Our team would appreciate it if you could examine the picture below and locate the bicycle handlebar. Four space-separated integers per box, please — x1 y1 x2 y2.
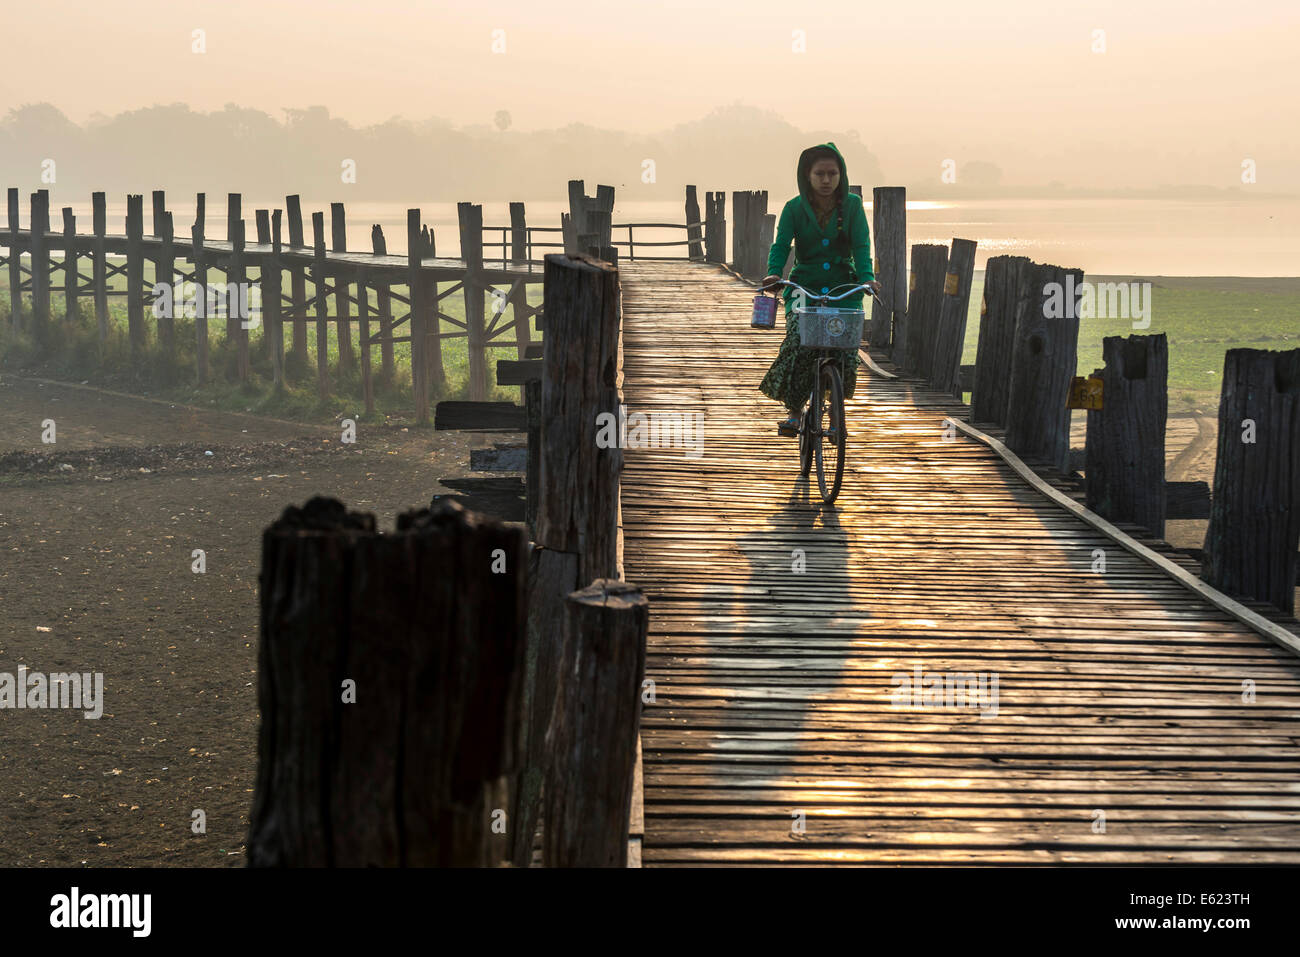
759 279 875 303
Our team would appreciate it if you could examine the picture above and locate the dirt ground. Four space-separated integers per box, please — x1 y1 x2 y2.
0 375 504 866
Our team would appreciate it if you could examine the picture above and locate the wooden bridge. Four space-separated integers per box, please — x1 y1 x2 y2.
618 260 1300 865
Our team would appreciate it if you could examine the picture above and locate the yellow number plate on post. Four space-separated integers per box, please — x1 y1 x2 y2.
1067 376 1104 410
943 272 959 295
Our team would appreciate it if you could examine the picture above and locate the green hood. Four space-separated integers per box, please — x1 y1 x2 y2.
797 141 849 212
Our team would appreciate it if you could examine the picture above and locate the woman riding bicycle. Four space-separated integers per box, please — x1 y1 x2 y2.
759 141 881 436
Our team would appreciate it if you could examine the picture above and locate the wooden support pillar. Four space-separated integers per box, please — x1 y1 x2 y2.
566 180 586 255
509 202 527 265
1085 334 1168 538
61 207 77 321
407 209 428 423
156 211 175 357
970 255 1033 425
232 217 249 382
537 253 622 584
509 541 578 867
905 244 949 379
459 202 488 401
225 194 242 341
928 238 978 397
870 186 907 354
312 212 330 399
1203 347 1300 614
151 190 166 237
268 210 284 391
248 497 527 867
704 191 726 265
286 195 308 368
685 185 703 261
192 198 209 384
358 264 373 413
124 193 143 354
594 185 615 251
30 189 50 328
730 190 747 276
331 202 354 371
544 580 648 868
6 188 20 325
1004 263 1084 472
92 192 107 340
371 224 394 382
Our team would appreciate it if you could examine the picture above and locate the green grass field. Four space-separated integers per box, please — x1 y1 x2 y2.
0 262 540 423
959 275 1300 409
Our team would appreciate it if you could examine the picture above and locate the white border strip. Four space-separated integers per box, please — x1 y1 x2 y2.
947 416 1300 658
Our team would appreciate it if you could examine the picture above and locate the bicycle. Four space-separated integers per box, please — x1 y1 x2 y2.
760 279 876 504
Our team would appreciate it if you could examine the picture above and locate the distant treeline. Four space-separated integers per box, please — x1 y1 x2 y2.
0 102 886 203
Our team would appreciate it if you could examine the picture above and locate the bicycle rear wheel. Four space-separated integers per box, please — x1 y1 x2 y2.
814 363 846 503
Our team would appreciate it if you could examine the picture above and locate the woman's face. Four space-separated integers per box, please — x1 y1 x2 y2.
809 157 840 200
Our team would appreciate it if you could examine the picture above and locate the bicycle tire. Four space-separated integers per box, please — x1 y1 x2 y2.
814 363 846 503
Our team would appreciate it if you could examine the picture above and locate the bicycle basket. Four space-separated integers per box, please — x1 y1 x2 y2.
796 307 864 349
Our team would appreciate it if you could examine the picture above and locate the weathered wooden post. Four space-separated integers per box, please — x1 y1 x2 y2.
124 193 143 354
91 192 107 340
31 189 51 329
286 195 308 368
685 185 703 261
406 209 429 423
192 198 209 383
358 264 373 413
6 189 20 325
758 210 776 277
510 202 527 265
249 497 528 867
544 579 648 867
905 244 949 379
231 216 250 382
459 202 488 400
1203 348 1300 614
1004 263 1084 472
1084 334 1168 537
730 190 748 277
312 212 330 400
512 253 623 865
61 207 77 321
595 185 615 252
566 180 586 255
928 238 978 396
330 202 353 371
971 255 1033 425
704 191 726 265
267 210 285 391
869 187 906 353
151 190 166 237
157 211 176 358
225 194 241 341
371 224 394 382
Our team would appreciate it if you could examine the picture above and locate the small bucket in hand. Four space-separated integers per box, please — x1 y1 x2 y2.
751 291 778 329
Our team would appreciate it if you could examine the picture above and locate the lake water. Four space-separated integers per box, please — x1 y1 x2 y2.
63 196 1300 277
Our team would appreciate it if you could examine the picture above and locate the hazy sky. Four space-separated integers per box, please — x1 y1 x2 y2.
3 0 1298 189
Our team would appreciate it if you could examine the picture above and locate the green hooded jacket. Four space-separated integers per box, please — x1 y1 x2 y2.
765 141 874 313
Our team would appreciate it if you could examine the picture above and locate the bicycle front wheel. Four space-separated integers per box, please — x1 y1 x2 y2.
814 362 846 503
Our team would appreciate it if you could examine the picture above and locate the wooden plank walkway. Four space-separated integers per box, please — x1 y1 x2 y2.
618 260 1300 866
